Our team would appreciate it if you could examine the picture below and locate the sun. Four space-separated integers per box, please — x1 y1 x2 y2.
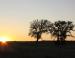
0 37 10 43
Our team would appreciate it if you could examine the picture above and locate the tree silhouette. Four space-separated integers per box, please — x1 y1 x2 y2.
29 19 52 44
49 21 74 42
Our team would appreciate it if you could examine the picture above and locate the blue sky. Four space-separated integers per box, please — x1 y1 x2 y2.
0 0 75 41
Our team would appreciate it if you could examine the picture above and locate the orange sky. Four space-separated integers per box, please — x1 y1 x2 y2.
0 0 75 41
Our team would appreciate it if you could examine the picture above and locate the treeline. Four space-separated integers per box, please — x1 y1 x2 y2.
28 19 75 44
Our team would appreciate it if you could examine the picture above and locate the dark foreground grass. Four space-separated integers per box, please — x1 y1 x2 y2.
0 41 75 58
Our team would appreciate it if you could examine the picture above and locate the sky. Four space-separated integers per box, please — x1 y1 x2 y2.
0 0 75 41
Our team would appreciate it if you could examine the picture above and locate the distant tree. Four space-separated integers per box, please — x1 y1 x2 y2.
29 19 52 44
49 21 74 43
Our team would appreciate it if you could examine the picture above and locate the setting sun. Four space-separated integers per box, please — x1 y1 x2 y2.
0 37 10 43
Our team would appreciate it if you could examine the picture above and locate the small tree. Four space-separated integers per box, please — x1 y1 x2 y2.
29 19 52 44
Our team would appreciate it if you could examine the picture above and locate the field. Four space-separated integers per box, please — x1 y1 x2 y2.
0 41 75 58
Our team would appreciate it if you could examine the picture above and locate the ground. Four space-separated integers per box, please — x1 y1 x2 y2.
0 41 75 58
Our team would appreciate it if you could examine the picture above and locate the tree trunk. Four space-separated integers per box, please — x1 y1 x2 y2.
57 36 60 41
56 36 60 45
36 37 38 44
36 34 39 47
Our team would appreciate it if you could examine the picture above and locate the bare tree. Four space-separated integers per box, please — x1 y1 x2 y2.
29 19 52 44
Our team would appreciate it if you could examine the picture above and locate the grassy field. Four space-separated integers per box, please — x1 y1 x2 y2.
0 41 75 58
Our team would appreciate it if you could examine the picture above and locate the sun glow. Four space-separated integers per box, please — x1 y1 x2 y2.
0 37 10 43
